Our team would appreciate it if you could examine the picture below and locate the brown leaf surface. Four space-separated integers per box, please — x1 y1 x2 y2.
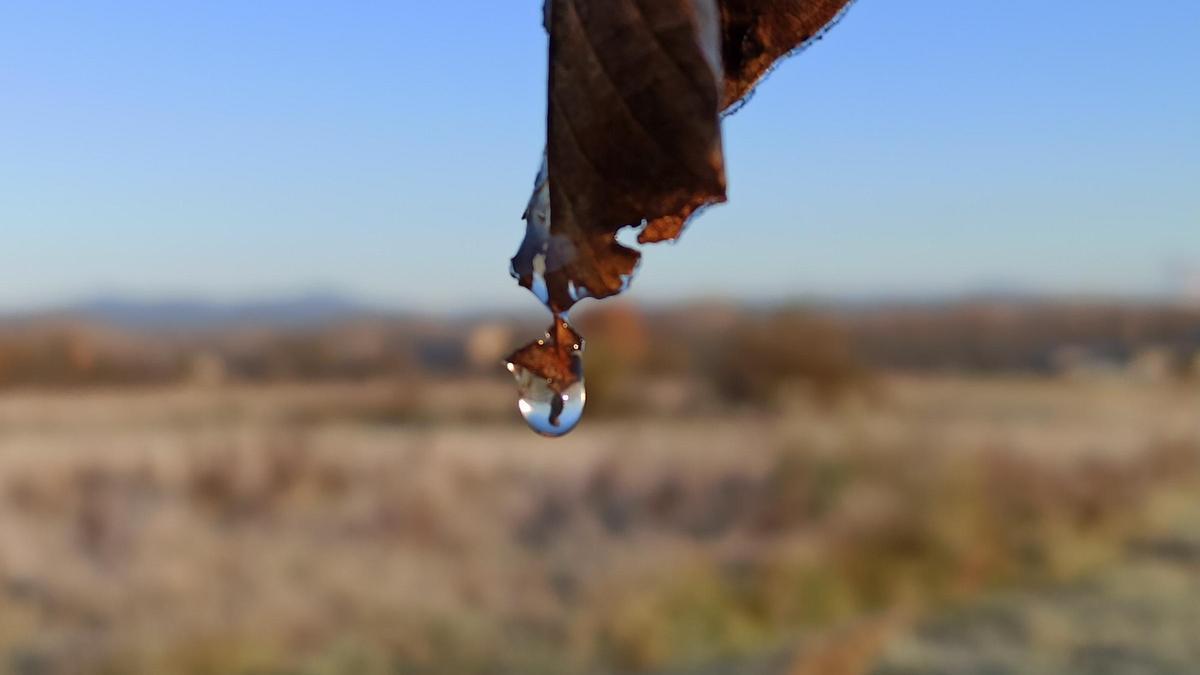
719 0 855 110
507 317 584 393
633 0 857 244
512 0 728 314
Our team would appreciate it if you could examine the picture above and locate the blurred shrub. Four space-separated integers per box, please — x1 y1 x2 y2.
848 302 1200 373
704 309 870 407
0 327 182 386
574 303 651 417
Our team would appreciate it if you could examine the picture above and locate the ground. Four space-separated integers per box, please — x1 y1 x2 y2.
0 375 1196 674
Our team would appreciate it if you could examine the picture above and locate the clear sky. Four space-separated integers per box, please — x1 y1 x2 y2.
2 1 1198 312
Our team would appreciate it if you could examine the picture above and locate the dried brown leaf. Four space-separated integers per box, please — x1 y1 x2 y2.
510 0 855 396
512 0 728 314
627 0 857 245
507 316 584 392
719 0 856 110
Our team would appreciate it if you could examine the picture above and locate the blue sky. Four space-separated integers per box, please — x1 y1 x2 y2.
1 1 1197 312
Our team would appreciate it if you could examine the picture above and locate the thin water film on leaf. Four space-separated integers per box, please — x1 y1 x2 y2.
508 0 855 435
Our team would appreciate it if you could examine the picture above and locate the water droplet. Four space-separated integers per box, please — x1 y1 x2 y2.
505 311 588 437
507 359 586 437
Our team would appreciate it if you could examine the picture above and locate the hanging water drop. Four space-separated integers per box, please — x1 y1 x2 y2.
505 315 587 437
507 360 586 437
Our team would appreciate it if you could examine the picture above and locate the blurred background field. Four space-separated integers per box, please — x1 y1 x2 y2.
1 298 1198 674
4 3 1198 671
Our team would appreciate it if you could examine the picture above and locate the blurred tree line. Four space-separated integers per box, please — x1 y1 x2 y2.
1 302 1199 403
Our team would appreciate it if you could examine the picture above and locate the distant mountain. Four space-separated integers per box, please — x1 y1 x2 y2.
58 292 379 330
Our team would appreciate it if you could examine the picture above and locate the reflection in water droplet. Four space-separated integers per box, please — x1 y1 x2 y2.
506 360 586 437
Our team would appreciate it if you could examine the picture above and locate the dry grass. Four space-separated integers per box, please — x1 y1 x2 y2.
871 489 1200 675
0 375 1197 674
